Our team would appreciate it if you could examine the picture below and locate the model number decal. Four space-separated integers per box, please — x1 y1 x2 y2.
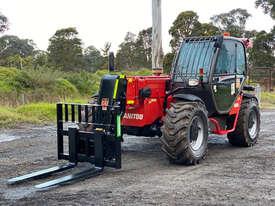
123 113 144 120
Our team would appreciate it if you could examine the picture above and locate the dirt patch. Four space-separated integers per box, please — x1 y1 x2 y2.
0 110 275 205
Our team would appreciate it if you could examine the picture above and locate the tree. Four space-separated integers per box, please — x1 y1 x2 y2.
0 35 35 57
244 30 258 38
48 27 83 71
32 50 48 69
116 32 137 69
0 35 35 67
83 45 104 71
101 42 112 57
0 13 8 33
192 23 220 36
255 0 275 19
163 52 175 74
210 8 251 37
116 28 153 70
169 11 219 52
249 30 275 67
167 11 219 69
134 27 152 68
6 54 23 68
100 42 112 69
169 11 200 51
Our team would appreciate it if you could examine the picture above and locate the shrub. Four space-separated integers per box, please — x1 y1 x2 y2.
54 78 78 98
64 71 96 95
0 67 20 92
12 70 35 91
22 67 63 89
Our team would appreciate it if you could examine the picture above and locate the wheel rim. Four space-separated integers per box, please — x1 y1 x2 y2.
189 116 204 151
248 110 258 139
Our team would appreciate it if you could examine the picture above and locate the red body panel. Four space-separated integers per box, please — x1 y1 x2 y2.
122 76 170 127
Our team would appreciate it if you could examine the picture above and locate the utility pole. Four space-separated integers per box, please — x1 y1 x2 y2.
152 0 163 75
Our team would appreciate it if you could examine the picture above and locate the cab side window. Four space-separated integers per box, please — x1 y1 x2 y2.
236 43 246 75
214 40 235 75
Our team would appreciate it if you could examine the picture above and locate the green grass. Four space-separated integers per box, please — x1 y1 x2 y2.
0 103 56 128
0 106 26 128
16 103 56 122
0 98 91 128
261 92 275 109
0 106 36 128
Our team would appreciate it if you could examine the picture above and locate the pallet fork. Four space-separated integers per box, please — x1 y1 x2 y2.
8 75 126 189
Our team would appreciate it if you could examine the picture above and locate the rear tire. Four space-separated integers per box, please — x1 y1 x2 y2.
161 102 208 165
227 98 260 147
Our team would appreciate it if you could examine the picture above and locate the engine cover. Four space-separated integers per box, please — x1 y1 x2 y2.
122 75 170 128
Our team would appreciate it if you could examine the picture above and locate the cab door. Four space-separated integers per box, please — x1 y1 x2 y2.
235 42 246 93
212 39 245 113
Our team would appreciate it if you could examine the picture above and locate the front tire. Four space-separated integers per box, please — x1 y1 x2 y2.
227 98 260 147
161 102 208 165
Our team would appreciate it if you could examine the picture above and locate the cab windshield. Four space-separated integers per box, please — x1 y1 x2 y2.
173 38 217 82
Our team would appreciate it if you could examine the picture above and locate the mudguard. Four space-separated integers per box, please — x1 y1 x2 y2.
243 93 259 102
173 93 204 104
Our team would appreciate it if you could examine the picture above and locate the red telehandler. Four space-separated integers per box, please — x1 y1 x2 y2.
8 35 260 188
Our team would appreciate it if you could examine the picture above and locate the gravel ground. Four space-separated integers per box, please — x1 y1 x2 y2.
0 110 275 206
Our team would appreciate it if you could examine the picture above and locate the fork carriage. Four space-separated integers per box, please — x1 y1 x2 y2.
56 103 122 169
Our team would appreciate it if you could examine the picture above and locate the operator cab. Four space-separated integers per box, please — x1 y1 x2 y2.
171 35 247 116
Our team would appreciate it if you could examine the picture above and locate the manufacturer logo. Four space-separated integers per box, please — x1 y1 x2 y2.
123 113 144 120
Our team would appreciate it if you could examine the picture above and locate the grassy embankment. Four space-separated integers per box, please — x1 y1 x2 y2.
0 66 151 128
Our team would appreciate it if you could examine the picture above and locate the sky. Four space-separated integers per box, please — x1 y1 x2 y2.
1 0 274 53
